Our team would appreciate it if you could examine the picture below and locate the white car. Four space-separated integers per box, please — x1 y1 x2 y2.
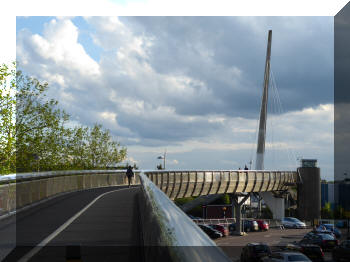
282 217 306 229
265 252 311 262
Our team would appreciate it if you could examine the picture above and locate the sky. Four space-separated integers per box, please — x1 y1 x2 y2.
3 1 349 181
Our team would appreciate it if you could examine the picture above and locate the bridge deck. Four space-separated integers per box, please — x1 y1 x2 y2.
1 186 143 262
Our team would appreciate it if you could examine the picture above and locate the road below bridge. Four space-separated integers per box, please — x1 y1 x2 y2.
0 186 143 262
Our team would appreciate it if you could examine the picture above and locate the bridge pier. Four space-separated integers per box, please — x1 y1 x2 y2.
231 194 250 235
259 192 285 220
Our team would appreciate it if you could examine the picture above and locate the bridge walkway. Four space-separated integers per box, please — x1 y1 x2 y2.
1 186 143 262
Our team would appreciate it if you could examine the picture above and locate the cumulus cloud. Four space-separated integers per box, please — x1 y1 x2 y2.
16 16 334 179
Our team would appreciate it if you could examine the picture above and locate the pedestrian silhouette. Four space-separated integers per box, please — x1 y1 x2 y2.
244 165 248 170
126 166 134 188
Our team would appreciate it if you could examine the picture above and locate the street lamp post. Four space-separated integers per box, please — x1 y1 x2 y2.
157 151 167 170
222 206 227 219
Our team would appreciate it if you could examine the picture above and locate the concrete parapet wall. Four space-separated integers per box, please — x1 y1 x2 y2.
0 170 140 215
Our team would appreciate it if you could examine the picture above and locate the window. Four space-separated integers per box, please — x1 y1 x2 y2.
288 254 309 261
320 234 334 240
253 245 269 252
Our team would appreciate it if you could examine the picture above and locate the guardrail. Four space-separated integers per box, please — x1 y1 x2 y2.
138 172 231 262
0 170 141 216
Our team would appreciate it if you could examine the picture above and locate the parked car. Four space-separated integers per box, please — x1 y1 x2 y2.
282 217 306 229
244 220 259 232
229 221 259 232
335 220 347 229
198 224 222 239
318 224 342 239
332 240 350 261
305 230 336 239
240 243 271 262
263 251 311 262
229 222 236 232
300 233 339 251
285 243 324 262
209 224 229 236
256 220 270 231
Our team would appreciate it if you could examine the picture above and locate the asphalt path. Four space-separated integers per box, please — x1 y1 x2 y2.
0 185 142 262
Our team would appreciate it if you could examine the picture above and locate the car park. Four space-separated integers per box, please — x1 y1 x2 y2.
318 224 342 239
198 224 222 239
332 240 350 261
240 243 271 262
299 233 339 251
282 217 307 229
256 220 269 231
263 251 311 262
209 224 229 236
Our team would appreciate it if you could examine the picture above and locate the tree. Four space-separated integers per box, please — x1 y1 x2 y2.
321 202 333 219
69 124 127 169
0 63 16 174
1 65 129 173
16 70 70 172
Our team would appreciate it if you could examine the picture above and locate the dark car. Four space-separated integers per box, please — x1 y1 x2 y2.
332 240 350 262
244 220 259 232
241 243 271 262
209 224 229 236
256 220 269 231
229 221 259 232
284 243 324 262
305 230 336 239
320 224 342 239
198 224 222 239
296 244 325 262
300 233 339 251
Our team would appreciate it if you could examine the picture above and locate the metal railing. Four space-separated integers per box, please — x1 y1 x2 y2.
139 172 231 262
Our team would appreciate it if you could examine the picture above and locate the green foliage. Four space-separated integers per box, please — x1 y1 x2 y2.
321 202 333 219
174 196 196 206
0 63 16 174
67 124 127 170
0 63 128 174
221 194 231 205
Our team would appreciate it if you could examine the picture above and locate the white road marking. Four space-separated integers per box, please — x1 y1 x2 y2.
18 187 132 262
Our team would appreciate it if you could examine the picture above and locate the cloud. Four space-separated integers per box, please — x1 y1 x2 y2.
16 16 334 179
17 18 100 78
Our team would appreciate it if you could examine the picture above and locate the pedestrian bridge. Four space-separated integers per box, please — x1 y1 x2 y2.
145 170 298 200
0 169 298 213
0 169 298 261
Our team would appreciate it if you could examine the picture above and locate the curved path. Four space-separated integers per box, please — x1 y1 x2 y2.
0 186 142 262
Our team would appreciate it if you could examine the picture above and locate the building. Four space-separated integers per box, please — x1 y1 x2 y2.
337 179 350 212
321 179 350 214
321 182 336 209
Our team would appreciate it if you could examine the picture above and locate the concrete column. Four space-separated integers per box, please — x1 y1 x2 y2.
231 194 250 235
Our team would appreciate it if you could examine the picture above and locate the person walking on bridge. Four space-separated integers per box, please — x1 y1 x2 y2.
126 166 134 188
